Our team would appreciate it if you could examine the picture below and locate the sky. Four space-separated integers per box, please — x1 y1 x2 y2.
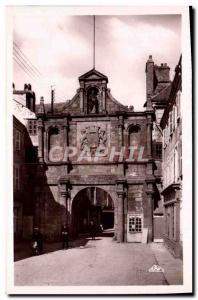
13 9 181 111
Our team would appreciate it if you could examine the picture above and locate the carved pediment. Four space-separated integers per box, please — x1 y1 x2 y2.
79 68 108 83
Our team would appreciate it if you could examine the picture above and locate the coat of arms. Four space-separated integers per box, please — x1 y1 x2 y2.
80 126 107 156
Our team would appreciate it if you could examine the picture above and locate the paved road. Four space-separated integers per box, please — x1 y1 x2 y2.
15 236 168 286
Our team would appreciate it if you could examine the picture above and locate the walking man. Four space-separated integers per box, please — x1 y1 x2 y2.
61 225 69 250
89 220 96 240
32 227 43 254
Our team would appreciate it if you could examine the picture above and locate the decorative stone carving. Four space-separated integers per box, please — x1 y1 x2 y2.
80 125 107 155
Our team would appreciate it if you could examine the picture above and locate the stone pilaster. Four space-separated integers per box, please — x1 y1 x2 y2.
117 191 125 243
59 191 68 226
79 85 84 113
116 179 126 243
146 115 153 159
118 116 124 146
59 179 70 227
101 82 106 112
62 118 69 163
44 129 48 161
146 183 154 242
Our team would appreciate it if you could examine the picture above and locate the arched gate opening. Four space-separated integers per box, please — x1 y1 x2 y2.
72 187 114 236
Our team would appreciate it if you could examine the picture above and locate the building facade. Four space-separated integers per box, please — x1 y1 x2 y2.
145 55 172 241
30 66 164 244
13 85 37 241
160 56 182 258
13 57 181 245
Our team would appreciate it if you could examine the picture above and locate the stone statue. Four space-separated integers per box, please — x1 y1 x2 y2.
88 88 99 114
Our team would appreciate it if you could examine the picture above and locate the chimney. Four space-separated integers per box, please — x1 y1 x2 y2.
155 63 170 83
27 84 32 90
25 83 35 113
145 55 154 97
38 96 45 115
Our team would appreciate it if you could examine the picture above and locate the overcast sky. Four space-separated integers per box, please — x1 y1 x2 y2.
13 10 181 111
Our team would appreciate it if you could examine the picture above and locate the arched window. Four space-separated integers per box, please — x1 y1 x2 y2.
48 127 62 161
87 87 99 114
128 125 141 147
128 125 141 161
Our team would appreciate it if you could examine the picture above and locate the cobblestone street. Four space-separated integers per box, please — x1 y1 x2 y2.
14 234 183 286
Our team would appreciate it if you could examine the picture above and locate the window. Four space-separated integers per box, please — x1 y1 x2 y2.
166 208 170 236
178 142 182 177
28 120 37 135
173 106 176 131
14 165 20 191
48 127 63 162
128 125 141 160
169 111 173 134
128 215 142 233
174 147 179 181
14 129 21 150
164 126 169 148
153 142 162 159
176 91 181 120
171 204 175 239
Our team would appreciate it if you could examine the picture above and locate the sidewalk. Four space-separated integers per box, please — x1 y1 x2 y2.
150 243 183 285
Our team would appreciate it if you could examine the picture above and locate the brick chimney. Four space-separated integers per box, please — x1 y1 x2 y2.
145 55 154 97
25 83 36 113
155 63 170 83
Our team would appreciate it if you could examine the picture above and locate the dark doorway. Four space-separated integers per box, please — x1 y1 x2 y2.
72 187 114 236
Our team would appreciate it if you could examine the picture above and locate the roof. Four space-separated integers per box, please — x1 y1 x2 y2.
144 84 171 108
151 84 172 103
160 55 182 129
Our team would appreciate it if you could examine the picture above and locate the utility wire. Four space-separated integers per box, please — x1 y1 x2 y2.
13 48 41 79
13 51 40 79
14 42 67 102
13 42 42 76
13 57 39 84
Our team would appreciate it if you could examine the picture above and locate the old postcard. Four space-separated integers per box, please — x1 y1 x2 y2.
6 5 192 294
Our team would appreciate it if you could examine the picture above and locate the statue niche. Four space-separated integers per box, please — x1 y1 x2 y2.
87 87 99 114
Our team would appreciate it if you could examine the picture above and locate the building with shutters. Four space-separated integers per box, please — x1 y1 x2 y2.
13 84 38 241
160 56 182 258
144 55 172 241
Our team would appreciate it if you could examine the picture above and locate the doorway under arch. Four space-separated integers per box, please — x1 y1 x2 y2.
72 187 114 236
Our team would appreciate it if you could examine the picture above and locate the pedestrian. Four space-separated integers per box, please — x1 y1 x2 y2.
61 225 69 250
89 220 95 240
32 227 43 254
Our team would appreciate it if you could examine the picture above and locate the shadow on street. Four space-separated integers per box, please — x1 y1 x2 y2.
14 229 114 262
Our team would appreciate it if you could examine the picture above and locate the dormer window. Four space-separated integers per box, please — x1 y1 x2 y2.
87 87 99 114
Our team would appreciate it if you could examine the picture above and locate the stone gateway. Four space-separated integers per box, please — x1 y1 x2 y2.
33 67 161 243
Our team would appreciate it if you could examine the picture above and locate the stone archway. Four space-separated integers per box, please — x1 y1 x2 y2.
72 187 114 236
